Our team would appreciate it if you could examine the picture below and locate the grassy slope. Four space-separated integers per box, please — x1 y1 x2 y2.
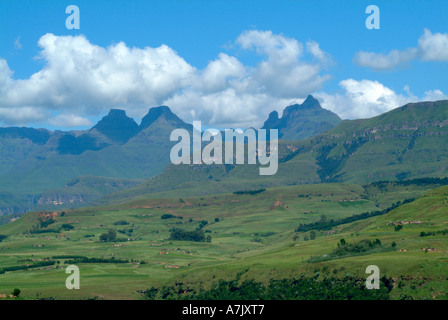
0 182 446 299
94 101 448 206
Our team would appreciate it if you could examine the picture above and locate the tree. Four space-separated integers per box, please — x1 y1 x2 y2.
100 229 116 242
198 220 208 230
62 224 74 231
170 228 207 242
12 288 21 297
310 231 316 240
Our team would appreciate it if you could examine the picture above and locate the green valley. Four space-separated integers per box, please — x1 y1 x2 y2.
0 179 446 300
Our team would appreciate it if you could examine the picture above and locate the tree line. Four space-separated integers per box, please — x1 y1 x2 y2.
144 274 393 300
0 261 55 274
295 199 415 233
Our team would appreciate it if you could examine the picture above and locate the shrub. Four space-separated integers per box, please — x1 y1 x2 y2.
12 289 21 297
99 229 116 242
113 220 129 226
169 228 208 242
62 224 74 231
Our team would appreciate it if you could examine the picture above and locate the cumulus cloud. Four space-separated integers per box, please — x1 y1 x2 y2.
306 40 333 66
354 29 448 70
199 53 246 93
165 30 331 128
315 79 447 119
0 30 444 129
0 30 332 128
0 33 196 126
165 89 298 129
234 30 329 98
422 89 448 101
419 29 448 62
354 49 418 71
48 113 92 128
0 107 48 126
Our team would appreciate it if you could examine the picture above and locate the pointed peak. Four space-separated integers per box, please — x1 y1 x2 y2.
300 95 321 108
304 95 318 103
140 106 184 129
268 110 279 119
261 110 280 129
91 109 139 143
282 95 321 117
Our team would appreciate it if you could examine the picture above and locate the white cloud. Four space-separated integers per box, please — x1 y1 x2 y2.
422 89 448 101
48 114 92 128
354 49 418 71
354 29 448 70
234 30 329 98
164 88 298 128
0 107 48 125
164 30 331 128
0 33 197 126
0 30 444 129
315 79 447 120
418 29 448 62
0 31 331 128
306 40 333 65
199 53 246 92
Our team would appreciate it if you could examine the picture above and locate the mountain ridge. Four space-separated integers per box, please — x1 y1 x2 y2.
1 98 448 215
262 95 342 140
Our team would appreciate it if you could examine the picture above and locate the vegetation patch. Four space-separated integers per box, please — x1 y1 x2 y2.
169 228 211 242
113 220 130 226
64 257 143 264
143 274 393 300
0 261 56 274
295 199 415 233
161 214 182 220
308 239 397 263
233 189 266 195
420 229 448 237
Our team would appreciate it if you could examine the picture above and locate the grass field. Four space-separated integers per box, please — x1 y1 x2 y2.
0 182 447 300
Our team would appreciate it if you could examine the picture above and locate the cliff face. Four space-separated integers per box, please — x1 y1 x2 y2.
0 206 33 216
37 194 87 206
302 100 448 183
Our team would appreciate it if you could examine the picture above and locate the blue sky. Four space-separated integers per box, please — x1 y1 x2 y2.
0 0 447 130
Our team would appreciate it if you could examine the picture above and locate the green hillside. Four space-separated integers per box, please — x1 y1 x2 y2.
2 99 448 217
0 107 193 214
0 181 446 300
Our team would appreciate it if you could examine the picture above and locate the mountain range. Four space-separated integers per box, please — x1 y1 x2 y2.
1 96 448 217
262 95 342 140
